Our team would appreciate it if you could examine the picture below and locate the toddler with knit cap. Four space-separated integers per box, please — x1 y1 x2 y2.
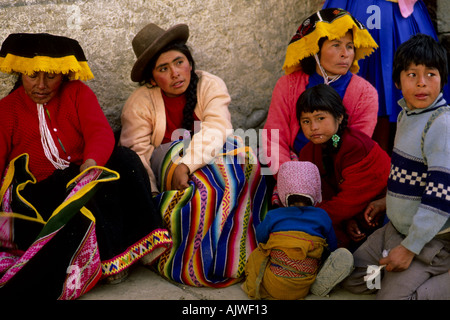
242 161 353 299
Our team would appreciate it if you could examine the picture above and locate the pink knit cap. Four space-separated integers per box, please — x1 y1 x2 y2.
277 161 322 207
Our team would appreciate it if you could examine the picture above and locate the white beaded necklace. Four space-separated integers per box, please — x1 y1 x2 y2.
37 103 70 170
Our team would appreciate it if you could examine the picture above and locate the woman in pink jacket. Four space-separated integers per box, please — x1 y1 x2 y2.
263 8 379 179
120 23 267 288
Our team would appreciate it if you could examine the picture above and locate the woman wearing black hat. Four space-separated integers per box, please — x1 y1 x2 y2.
0 33 172 299
120 23 267 287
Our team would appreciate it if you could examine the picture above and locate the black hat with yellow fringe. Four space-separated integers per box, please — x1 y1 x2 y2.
283 8 378 75
0 33 94 81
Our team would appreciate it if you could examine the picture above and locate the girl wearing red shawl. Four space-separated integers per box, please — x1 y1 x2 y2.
296 84 390 248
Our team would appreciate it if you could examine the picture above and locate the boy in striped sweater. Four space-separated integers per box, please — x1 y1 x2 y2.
342 34 450 299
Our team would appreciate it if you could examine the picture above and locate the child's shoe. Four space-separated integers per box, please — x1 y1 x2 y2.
310 248 354 297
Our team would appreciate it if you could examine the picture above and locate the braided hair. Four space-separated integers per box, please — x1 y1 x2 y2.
141 42 199 132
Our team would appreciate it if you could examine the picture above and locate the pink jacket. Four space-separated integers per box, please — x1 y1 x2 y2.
119 70 232 192
263 70 378 175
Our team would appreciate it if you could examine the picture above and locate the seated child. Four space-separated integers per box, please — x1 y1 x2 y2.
342 34 450 300
242 161 353 299
296 84 391 248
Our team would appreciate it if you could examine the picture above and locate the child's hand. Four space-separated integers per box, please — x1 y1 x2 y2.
346 219 366 242
364 197 386 227
379 245 414 272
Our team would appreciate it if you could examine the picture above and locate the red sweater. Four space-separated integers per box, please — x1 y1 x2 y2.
299 128 390 227
0 80 114 182
263 70 378 175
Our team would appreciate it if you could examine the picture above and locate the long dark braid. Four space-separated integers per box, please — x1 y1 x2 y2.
182 69 198 132
141 41 198 132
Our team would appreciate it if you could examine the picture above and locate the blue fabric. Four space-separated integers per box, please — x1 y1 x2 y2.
307 71 352 98
256 206 338 251
323 0 450 122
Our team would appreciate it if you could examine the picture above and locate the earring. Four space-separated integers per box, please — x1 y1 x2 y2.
332 134 340 148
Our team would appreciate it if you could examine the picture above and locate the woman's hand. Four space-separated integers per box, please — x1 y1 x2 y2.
171 163 190 190
80 158 97 172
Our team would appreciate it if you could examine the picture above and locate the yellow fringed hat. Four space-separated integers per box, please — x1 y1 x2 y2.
283 8 378 75
0 33 94 81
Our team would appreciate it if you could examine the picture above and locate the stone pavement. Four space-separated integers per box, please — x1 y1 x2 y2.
79 264 375 301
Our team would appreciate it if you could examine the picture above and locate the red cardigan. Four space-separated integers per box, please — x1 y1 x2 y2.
299 128 390 233
0 80 114 182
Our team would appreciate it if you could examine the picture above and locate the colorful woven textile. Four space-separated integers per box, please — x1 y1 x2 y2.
101 228 171 277
242 231 326 300
0 154 116 299
155 136 268 287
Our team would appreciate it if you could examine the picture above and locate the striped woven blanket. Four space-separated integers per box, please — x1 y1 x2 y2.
155 136 268 287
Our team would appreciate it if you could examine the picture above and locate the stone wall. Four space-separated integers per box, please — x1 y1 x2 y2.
0 0 324 131
436 0 450 65
1 0 448 132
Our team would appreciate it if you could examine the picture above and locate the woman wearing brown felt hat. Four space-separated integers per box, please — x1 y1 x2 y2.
119 23 268 288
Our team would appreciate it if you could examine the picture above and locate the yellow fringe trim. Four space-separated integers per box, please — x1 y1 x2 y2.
0 153 119 225
282 14 378 75
0 153 44 224
80 207 96 224
0 54 94 81
46 165 120 223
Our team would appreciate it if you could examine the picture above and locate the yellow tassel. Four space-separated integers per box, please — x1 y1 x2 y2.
282 14 378 75
0 54 94 80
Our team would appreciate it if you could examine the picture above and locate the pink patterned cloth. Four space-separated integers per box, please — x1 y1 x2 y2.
277 161 322 207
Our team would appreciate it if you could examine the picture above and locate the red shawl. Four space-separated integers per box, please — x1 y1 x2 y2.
299 128 391 244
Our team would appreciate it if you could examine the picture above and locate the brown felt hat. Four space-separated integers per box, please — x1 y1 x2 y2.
130 23 189 82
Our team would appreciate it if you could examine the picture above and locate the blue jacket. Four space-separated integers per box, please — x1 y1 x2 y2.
256 206 337 251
